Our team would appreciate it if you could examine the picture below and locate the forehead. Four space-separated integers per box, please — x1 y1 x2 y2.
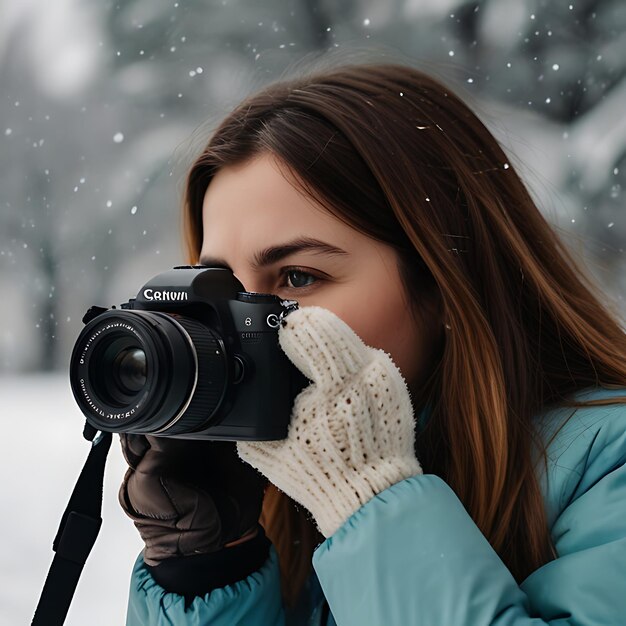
201 153 360 254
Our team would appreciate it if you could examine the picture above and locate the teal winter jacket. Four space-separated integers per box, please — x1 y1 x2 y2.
126 385 626 625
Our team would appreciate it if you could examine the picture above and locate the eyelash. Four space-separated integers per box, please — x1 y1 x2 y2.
278 267 321 292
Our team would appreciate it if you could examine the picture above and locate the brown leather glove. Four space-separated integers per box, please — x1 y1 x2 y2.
119 434 267 566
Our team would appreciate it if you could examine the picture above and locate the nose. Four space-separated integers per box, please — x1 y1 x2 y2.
232 270 264 296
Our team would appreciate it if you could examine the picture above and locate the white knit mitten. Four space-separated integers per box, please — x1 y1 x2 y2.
237 306 423 538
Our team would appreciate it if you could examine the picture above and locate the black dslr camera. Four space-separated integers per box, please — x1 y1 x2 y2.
69 266 308 440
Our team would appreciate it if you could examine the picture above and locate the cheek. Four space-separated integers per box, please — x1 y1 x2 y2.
360 303 423 382
324 280 424 384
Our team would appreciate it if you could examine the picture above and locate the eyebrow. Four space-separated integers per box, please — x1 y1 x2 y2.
199 236 349 270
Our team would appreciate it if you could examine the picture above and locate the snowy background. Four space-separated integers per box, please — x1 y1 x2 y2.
0 375 142 625
1 0 624 624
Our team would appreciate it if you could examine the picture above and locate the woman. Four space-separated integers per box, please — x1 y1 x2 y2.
119 61 626 625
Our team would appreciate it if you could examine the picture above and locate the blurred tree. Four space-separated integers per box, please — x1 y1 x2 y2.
0 0 623 372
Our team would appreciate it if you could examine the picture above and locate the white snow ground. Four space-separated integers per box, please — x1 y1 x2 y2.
0 374 143 625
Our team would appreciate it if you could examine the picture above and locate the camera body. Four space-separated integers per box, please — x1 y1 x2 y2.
69 266 308 440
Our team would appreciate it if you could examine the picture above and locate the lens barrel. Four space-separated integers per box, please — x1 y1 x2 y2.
69 310 228 435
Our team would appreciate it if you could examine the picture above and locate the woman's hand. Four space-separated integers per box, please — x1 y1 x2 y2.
119 435 266 566
237 306 423 538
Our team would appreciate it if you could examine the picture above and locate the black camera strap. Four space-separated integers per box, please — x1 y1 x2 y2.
32 426 112 626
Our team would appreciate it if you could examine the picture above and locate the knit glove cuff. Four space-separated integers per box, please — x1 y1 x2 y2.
237 306 423 538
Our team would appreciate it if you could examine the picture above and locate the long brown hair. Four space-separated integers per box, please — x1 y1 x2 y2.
181 60 626 606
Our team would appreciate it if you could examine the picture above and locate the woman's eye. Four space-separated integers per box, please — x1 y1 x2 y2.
283 269 318 290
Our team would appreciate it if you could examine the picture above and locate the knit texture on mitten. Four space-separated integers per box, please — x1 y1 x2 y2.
237 306 423 538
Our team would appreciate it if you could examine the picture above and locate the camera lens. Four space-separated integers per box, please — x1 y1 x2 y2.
114 347 147 394
70 310 229 435
90 337 149 406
